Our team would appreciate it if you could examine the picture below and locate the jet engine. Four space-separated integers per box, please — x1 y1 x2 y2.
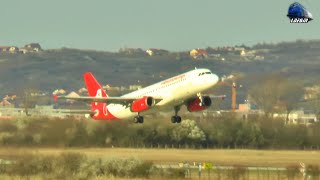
187 96 212 112
131 96 154 112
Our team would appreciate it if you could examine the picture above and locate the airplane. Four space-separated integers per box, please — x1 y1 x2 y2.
54 68 221 123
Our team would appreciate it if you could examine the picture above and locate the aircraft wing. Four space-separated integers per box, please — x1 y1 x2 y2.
54 95 163 105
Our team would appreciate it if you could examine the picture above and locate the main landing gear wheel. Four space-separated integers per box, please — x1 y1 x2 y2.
134 116 144 124
171 106 182 123
171 116 182 123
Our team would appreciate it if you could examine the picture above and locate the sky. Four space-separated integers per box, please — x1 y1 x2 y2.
1 0 320 51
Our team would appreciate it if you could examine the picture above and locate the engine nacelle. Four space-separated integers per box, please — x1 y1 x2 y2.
131 96 154 112
187 96 212 112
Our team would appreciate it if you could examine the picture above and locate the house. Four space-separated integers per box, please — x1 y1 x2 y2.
20 43 42 54
9 46 19 53
0 99 14 108
3 94 17 100
0 46 19 53
103 84 120 91
238 103 251 112
0 46 10 52
119 48 146 56
52 89 67 95
146 48 169 56
304 85 320 100
66 91 80 98
129 85 142 91
1 99 11 106
274 110 318 126
66 91 80 103
78 87 88 94
189 48 208 59
239 49 255 57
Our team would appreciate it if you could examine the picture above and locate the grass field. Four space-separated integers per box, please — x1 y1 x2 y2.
0 147 319 167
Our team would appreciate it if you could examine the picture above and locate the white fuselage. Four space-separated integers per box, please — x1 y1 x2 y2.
107 68 219 119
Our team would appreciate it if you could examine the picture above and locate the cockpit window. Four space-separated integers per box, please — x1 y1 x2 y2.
198 72 212 76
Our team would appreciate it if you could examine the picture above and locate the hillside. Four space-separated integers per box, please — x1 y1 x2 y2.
0 40 320 101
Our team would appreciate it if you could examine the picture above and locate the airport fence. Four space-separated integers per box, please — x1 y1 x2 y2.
155 163 320 180
0 156 319 179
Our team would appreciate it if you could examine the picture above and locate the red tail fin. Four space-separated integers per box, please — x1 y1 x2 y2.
83 72 107 97
83 72 116 120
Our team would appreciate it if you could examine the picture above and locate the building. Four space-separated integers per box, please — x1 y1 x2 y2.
146 48 169 56
52 89 67 95
78 87 88 94
0 105 88 119
20 43 42 54
274 110 318 126
129 85 142 91
0 99 14 108
119 48 146 56
239 50 255 57
0 46 19 53
189 49 208 59
65 91 80 103
0 46 10 52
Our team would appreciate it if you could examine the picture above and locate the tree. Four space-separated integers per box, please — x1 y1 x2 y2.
249 74 304 120
248 74 285 117
21 89 38 116
278 80 304 124
171 119 206 144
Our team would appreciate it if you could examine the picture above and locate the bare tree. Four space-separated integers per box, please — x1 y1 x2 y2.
22 89 38 116
278 80 304 124
249 73 304 121
249 74 285 118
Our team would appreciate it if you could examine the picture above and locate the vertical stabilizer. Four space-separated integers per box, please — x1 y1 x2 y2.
83 72 107 97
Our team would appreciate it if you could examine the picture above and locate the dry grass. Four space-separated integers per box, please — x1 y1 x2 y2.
0 147 319 167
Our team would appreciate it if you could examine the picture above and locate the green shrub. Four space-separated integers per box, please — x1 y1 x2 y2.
0 121 17 132
3 153 154 178
151 167 185 179
100 157 153 178
8 154 42 176
56 152 86 174
129 160 153 177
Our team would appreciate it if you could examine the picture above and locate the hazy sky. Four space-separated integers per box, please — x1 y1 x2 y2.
1 0 320 51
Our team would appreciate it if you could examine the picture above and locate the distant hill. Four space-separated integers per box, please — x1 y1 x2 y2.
0 40 320 100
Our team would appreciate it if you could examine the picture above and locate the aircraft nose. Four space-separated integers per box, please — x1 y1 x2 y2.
204 74 219 87
211 74 219 85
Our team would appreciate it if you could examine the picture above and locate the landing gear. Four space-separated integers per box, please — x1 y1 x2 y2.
171 115 182 123
134 115 144 124
171 106 182 123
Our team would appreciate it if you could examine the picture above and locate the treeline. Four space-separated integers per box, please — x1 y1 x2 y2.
0 114 319 149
